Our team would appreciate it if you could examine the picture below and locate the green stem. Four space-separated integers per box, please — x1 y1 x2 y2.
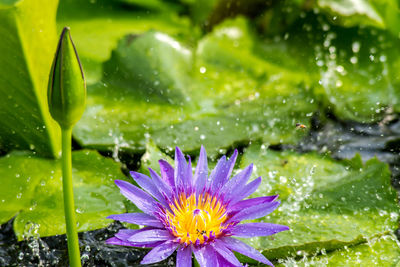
61 127 82 267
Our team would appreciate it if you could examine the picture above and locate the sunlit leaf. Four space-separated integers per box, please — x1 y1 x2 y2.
74 19 317 157
277 234 400 266
57 0 193 84
0 150 127 240
256 12 400 123
241 143 399 259
0 0 60 157
73 32 192 153
318 0 385 28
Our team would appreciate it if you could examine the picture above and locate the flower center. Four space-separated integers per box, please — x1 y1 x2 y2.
164 193 228 245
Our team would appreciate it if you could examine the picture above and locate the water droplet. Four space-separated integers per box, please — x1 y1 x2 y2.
369 55 375 61
352 41 360 53
350 56 358 64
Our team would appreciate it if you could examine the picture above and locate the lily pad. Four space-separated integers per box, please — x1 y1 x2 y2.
102 31 193 104
57 0 193 84
268 0 400 37
74 18 317 157
138 140 174 176
0 0 60 157
317 0 385 29
311 26 400 123
0 150 127 240
277 234 400 266
73 32 192 153
240 143 399 259
254 8 400 123
154 18 316 155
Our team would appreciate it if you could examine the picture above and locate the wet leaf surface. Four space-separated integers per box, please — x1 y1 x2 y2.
241 143 400 259
73 18 317 158
276 234 400 266
0 0 60 157
0 150 128 240
57 0 193 84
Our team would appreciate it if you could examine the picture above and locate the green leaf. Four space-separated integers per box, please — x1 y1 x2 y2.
57 0 194 84
0 150 127 240
73 18 317 157
153 18 316 156
317 0 385 28
116 0 175 11
312 28 400 122
255 11 400 123
102 31 193 105
185 0 218 26
240 143 399 259
277 234 400 266
0 0 60 157
138 140 174 176
73 31 192 152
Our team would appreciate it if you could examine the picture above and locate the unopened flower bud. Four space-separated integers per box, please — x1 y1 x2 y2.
48 27 86 129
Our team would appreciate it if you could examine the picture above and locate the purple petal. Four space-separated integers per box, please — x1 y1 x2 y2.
114 180 158 216
148 168 174 201
219 164 253 200
212 239 242 266
174 147 188 192
193 245 217 267
140 240 178 264
115 228 143 240
210 150 238 191
228 177 262 206
228 195 278 213
129 171 170 208
107 213 164 228
231 223 289 237
185 156 194 192
176 245 192 267
221 237 273 266
194 145 208 193
106 236 162 248
208 155 226 190
227 201 280 223
217 253 242 267
106 237 136 247
127 229 172 243
159 159 175 189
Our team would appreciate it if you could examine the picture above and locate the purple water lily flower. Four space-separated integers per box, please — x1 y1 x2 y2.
106 146 289 266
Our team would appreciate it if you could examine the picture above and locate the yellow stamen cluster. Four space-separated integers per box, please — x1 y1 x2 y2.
165 193 228 245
